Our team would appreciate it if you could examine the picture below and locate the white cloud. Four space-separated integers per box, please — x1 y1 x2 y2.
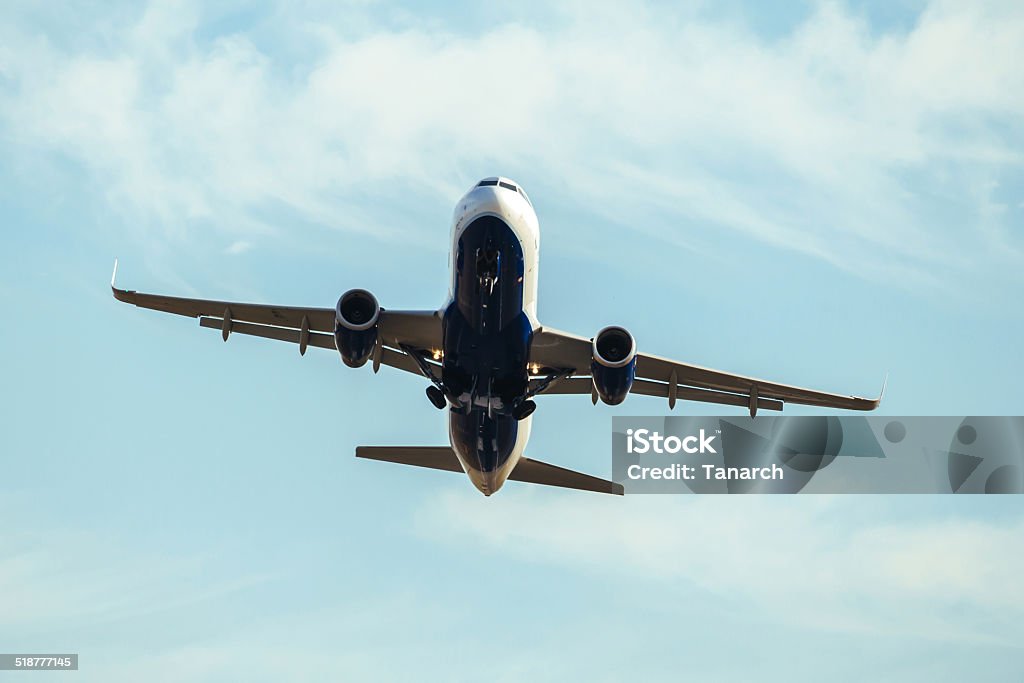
416 491 1024 645
0 527 271 631
1 0 1022 285
95 594 456 683
225 239 252 255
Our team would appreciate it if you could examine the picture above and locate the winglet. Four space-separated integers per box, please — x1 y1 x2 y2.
110 258 135 303
878 373 888 402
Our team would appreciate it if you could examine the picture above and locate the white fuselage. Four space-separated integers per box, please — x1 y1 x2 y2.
444 177 540 495
448 179 540 321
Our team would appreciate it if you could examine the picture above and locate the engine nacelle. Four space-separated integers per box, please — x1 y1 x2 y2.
591 326 637 405
334 289 380 368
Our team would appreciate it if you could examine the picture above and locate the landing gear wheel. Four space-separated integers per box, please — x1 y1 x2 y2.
512 399 536 421
426 386 447 410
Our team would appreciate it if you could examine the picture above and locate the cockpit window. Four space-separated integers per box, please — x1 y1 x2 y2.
477 178 531 205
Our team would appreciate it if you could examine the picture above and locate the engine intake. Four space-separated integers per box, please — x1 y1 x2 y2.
334 289 380 367
591 326 637 405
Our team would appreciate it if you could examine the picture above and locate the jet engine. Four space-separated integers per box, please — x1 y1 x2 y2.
591 326 637 405
334 289 380 368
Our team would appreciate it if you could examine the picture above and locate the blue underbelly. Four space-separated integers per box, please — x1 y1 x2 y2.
443 215 532 472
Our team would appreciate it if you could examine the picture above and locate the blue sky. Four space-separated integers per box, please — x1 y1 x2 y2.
1 0 1023 680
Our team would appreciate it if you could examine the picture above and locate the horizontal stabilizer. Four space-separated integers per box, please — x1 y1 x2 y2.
356 446 622 495
510 456 623 495
356 446 464 473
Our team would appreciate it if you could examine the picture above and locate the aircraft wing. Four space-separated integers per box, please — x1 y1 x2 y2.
528 326 882 413
111 270 441 377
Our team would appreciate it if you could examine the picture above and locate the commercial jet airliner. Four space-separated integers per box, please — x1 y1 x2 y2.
113 177 882 496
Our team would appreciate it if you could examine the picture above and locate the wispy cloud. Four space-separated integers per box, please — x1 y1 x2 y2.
417 491 1024 646
1 0 1022 286
0 527 272 634
224 239 252 255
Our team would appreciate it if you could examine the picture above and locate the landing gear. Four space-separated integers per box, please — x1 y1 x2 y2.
512 399 536 421
426 385 447 410
476 246 500 295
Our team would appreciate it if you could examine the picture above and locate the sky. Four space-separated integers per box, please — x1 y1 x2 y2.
1 0 1023 680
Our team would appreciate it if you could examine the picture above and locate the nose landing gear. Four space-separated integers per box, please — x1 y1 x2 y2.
476 247 501 295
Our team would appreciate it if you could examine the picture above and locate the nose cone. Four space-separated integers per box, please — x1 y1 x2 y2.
458 178 534 224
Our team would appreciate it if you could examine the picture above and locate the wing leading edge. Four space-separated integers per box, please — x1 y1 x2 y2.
111 267 441 377
528 326 883 413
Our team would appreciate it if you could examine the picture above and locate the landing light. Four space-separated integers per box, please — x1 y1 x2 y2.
432 349 443 361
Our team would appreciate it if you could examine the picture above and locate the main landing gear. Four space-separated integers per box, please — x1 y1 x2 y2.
426 385 447 410
512 399 536 421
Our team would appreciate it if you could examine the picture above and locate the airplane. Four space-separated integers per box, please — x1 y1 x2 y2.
112 176 883 496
